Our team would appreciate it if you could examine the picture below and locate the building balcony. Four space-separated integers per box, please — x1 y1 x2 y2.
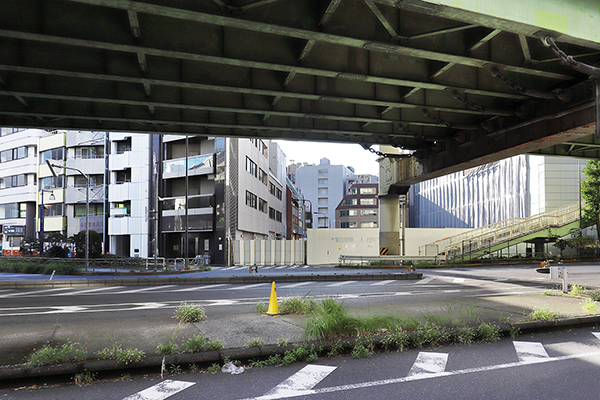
162 154 215 179
65 185 105 204
108 215 130 234
109 152 131 169
66 157 105 176
108 182 132 201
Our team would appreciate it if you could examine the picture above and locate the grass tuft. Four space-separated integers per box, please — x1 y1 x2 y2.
28 342 86 366
174 302 206 323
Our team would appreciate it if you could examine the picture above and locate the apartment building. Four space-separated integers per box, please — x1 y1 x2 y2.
0 128 41 254
295 158 355 229
335 182 379 228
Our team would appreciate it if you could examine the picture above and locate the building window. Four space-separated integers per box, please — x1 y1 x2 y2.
344 198 357 206
269 207 276 220
361 209 377 216
318 178 328 185
360 198 376 205
276 211 282 222
39 176 64 190
44 204 64 217
115 169 131 184
318 207 328 215
349 187 357 194
275 187 282 200
318 188 328 196
111 201 131 217
246 191 257 209
0 203 20 219
318 169 328 176
75 146 104 159
259 168 267 185
115 137 132 154
74 204 103 217
318 198 328 205
361 222 377 228
39 147 64 164
259 198 268 213
246 157 257 177
360 187 377 194
0 174 27 189
269 182 276 196
340 222 357 228
2 146 29 163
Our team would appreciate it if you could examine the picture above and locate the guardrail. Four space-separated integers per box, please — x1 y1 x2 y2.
549 265 600 293
339 254 441 269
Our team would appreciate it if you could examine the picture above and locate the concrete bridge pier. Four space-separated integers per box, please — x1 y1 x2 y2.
378 145 407 256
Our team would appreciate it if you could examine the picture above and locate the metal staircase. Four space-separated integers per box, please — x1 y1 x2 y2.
419 202 583 261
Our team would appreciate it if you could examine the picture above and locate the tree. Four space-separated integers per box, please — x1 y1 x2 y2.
45 232 69 258
70 230 102 258
581 159 600 236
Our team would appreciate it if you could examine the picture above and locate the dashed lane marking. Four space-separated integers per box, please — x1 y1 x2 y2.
370 280 395 286
279 282 314 289
173 284 229 291
326 281 357 287
121 379 195 400
114 285 178 294
408 352 448 377
265 365 337 397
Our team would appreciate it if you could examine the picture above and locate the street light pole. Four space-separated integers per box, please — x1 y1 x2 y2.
38 189 54 256
47 160 89 271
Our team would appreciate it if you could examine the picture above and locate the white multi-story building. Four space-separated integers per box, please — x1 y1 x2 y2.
0 128 41 254
295 158 355 228
108 132 154 258
409 154 585 229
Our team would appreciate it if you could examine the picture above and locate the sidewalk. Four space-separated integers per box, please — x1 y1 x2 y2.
1 273 600 383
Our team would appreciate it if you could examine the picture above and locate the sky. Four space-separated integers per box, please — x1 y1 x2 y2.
274 140 380 176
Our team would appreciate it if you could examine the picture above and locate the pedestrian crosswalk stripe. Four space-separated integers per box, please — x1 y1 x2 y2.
327 281 356 287
265 364 337 397
408 352 448 376
371 280 394 286
513 341 549 362
174 284 229 292
121 379 195 400
280 282 313 289
114 285 177 294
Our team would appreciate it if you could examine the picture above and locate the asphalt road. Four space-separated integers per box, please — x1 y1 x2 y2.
4 327 600 399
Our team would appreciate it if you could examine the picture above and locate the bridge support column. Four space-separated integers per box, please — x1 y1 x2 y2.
378 145 405 256
379 195 401 255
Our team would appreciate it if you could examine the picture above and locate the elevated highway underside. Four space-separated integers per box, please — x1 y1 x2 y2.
1 0 599 189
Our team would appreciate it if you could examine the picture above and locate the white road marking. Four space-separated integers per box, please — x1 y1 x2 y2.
513 341 549 362
415 277 435 285
55 287 118 296
265 365 337 397
370 280 395 286
408 352 448 376
206 299 239 306
276 266 287 269
327 281 356 287
114 285 177 294
0 287 72 298
302 266 310 269
453 278 465 283
121 379 195 400
46 306 87 314
280 282 314 289
227 284 269 291
394 292 412 296
592 332 600 341
443 290 461 293
238 349 600 400
173 284 229 292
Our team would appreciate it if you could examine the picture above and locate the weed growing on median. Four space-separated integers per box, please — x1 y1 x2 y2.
582 298 597 314
528 306 559 321
97 345 145 364
73 370 97 386
351 337 374 359
174 302 206 323
156 339 178 356
381 330 410 351
28 342 86 366
246 338 264 348
277 338 288 347
180 335 222 353
254 302 267 313
206 363 220 374
279 296 317 314
570 284 586 296
476 323 501 342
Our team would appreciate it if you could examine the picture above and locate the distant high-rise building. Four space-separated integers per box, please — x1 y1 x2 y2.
295 158 355 229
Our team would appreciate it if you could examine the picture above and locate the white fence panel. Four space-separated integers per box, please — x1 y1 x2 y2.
232 240 306 266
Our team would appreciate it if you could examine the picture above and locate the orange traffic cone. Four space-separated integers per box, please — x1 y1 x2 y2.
265 282 280 316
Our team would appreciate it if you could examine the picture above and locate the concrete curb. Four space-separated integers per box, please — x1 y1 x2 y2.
2 315 599 383
0 273 422 289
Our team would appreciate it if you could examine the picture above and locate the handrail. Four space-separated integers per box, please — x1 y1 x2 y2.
419 202 582 259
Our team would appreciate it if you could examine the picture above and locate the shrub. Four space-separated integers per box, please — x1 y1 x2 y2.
97 345 144 364
528 306 559 321
157 340 178 355
381 331 410 351
455 327 476 344
181 335 222 353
